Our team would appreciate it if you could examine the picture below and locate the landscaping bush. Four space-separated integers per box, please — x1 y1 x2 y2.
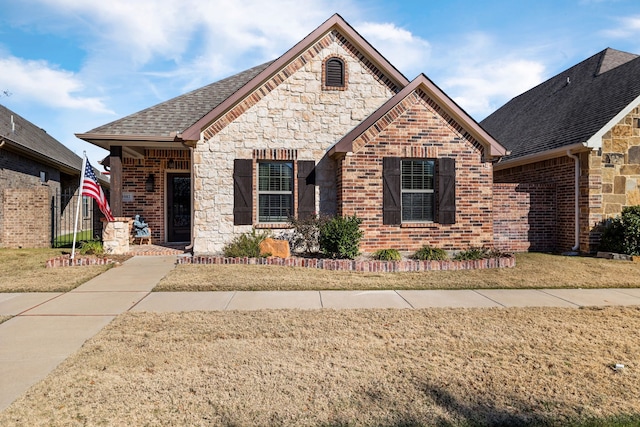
318 215 363 259
453 247 489 261
412 245 448 261
223 228 271 258
371 248 402 261
288 214 330 254
453 246 508 260
78 240 104 256
599 206 640 255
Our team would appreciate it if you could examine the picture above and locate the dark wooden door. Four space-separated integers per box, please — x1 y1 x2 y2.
167 173 191 242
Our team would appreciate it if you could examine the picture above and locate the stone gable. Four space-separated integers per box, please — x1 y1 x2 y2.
193 31 397 254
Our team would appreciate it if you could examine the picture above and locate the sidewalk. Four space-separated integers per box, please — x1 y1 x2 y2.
2 255 640 411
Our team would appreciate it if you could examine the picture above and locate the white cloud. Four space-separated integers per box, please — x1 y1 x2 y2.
0 56 112 113
356 22 431 78
600 15 640 38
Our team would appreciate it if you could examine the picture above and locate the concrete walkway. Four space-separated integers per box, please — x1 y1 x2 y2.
2 255 640 411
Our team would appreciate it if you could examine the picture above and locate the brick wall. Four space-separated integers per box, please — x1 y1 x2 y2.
121 149 190 243
493 183 557 252
0 148 61 248
2 187 51 248
338 90 494 252
495 156 576 252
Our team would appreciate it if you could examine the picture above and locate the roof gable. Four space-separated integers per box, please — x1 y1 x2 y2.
481 48 640 162
330 74 507 158
181 13 410 141
0 104 82 173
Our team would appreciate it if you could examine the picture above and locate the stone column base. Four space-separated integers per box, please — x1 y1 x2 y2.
102 217 132 255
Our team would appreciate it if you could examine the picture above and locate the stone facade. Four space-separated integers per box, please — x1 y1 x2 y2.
337 90 494 252
193 30 396 254
102 217 131 255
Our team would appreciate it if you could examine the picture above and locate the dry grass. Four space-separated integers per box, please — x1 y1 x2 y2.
156 252 640 291
0 248 112 292
2 307 639 426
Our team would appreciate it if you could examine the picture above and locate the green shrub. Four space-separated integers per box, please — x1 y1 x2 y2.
223 228 271 258
599 206 640 255
288 214 330 254
371 248 402 261
453 247 489 261
318 215 363 259
78 240 104 256
412 245 448 261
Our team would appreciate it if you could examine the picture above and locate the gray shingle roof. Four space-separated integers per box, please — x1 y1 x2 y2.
0 103 82 172
85 62 273 137
481 48 640 161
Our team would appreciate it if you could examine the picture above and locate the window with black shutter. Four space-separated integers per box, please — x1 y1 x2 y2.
325 57 345 88
383 156 456 225
258 162 293 222
233 159 253 225
297 160 316 220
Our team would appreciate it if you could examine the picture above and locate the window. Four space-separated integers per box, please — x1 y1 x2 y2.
82 196 91 219
401 159 435 222
258 162 293 222
383 157 456 225
324 57 345 88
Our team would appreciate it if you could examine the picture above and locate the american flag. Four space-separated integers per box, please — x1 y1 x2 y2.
82 159 114 222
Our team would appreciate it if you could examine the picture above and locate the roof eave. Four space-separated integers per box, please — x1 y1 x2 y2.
329 74 508 158
181 13 410 142
493 142 590 171
76 132 185 148
0 135 81 175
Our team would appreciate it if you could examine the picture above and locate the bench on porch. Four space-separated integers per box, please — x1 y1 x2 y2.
132 229 152 245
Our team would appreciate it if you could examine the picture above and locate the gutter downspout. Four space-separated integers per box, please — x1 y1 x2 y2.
567 150 580 252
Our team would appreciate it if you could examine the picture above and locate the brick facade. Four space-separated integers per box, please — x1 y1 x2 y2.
338 90 494 252
121 149 190 243
495 156 577 252
0 148 60 248
492 183 557 252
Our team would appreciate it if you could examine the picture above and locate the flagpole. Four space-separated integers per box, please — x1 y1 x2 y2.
71 153 87 260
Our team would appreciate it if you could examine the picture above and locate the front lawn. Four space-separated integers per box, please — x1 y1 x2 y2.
2 307 639 425
0 248 112 292
155 252 640 291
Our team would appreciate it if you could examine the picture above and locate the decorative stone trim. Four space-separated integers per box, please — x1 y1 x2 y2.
253 149 298 160
179 255 516 271
46 256 117 268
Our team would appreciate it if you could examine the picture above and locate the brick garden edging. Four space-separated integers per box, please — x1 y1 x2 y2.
178 255 516 272
46 256 117 268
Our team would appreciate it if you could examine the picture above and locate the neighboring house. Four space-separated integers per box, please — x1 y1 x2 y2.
0 104 102 248
482 48 640 253
77 14 507 254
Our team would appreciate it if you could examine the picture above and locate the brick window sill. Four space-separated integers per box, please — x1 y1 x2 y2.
400 222 436 228
255 223 292 229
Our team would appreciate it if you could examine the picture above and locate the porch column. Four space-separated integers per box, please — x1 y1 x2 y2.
110 145 123 217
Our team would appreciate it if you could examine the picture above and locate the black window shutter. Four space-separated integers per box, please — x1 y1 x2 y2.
233 159 253 225
326 58 344 87
297 160 316 220
382 157 401 225
438 157 456 224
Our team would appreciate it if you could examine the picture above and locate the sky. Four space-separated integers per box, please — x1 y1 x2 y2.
1 0 640 167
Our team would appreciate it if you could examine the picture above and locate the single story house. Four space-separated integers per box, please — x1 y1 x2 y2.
0 104 100 248
78 14 508 255
482 48 640 253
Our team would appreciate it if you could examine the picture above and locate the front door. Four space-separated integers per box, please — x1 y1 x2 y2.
167 173 191 242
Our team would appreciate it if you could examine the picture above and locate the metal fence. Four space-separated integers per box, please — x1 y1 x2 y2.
51 188 98 247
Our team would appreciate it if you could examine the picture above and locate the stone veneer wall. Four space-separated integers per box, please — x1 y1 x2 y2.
338 90 494 252
121 149 190 243
102 217 131 255
587 106 640 250
193 30 396 254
